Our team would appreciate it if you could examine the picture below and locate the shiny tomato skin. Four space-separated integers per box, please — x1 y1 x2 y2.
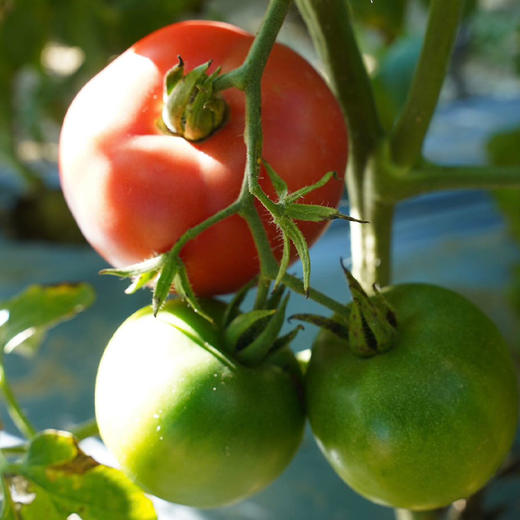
306 283 519 511
95 300 305 508
59 21 347 296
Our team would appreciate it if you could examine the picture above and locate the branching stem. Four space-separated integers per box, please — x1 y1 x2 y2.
390 0 465 167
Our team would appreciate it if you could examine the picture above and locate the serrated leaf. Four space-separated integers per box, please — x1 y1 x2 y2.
15 430 157 520
0 284 95 356
224 309 275 352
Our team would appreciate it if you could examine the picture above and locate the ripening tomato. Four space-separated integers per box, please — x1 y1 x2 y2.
306 283 519 511
95 300 305 508
59 21 347 296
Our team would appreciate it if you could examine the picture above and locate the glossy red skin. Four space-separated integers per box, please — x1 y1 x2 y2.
59 21 347 295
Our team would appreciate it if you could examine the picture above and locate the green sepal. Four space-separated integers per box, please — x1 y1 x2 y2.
285 170 337 203
342 267 397 357
224 309 276 353
265 324 304 360
236 294 290 366
152 254 176 316
124 270 157 294
222 277 258 327
289 312 350 339
263 159 288 199
100 255 164 279
274 232 291 288
162 58 227 141
171 259 213 323
283 218 311 295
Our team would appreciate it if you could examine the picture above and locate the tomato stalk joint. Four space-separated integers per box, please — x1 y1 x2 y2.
162 57 227 141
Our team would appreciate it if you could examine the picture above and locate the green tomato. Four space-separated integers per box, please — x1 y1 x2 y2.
95 300 305 508
306 283 519 511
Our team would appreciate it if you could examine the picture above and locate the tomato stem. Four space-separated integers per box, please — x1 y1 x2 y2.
214 0 292 92
295 0 383 173
388 162 520 200
390 0 465 168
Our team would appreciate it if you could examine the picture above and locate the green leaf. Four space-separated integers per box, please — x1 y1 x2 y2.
12 430 157 520
0 284 95 356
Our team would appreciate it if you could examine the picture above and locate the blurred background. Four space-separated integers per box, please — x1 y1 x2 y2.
1 0 520 518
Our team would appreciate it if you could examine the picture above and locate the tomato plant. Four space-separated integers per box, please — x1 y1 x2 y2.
59 20 347 297
94 299 305 508
3 1 520 519
305 283 519 511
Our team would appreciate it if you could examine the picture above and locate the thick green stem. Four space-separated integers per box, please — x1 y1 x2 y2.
215 0 292 91
0 362 36 439
390 162 520 200
390 0 465 168
295 0 383 174
295 0 390 291
350 196 394 290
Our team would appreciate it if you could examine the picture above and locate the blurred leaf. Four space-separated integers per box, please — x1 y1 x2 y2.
0 0 51 70
0 283 95 355
4 430 157 520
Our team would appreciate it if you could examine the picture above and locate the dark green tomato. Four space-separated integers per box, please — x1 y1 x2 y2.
95 300 305 508
306 283 519 511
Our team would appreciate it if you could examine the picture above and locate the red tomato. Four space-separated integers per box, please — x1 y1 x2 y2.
59 21 347 296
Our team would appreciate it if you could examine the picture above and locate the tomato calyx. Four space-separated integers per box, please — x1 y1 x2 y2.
220 284 303 367
161 56 227 141
256 162 367 294
292 264 397 357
